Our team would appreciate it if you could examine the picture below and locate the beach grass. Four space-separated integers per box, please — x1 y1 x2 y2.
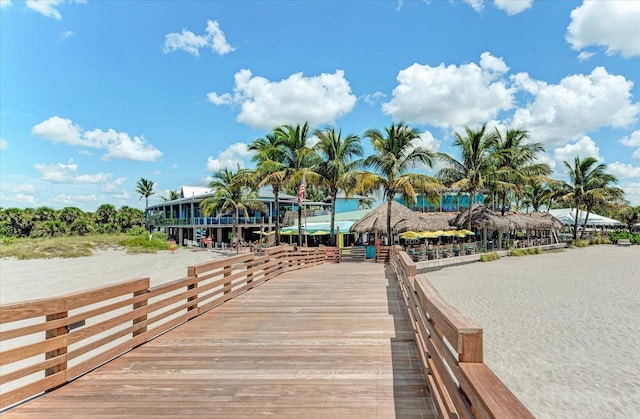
0 233 172 260
479 251 500 262
509 247 542 257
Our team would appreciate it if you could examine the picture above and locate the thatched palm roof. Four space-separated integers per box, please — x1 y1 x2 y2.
350 200 439 234
419 212 459 231
450 206 510 230
505 211 563 230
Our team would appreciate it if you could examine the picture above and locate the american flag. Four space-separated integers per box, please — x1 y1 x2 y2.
298 175 306 205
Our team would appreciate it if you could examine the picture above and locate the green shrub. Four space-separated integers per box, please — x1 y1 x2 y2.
479 251 500 262
509 247 542 256
573 239 590 247
127 226 148 236
119 234 169 253
608 231 640 245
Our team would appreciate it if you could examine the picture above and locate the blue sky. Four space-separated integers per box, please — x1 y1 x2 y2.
1 0 639 211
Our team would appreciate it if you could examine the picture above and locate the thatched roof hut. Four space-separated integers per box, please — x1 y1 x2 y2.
350 200 439 234
419 212 458 231
450 206 510 230
505 211 563 230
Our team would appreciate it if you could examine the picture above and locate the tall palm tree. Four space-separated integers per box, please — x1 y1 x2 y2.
437 124 497 231
200 167 267 253
249 132 287 245
357 122 436 242
563 156 618 240
272 122 319 246
492 128 551 215
135 177 155 229
313 127 362 246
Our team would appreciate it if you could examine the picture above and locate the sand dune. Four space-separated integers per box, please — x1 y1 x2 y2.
425 245 640 419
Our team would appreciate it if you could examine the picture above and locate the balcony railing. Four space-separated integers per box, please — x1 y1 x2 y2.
149 217 265 227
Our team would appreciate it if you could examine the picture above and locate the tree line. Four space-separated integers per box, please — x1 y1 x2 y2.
4 122 638 243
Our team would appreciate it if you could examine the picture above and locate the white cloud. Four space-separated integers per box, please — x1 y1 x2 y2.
566 1 640 58
59 30 74 41
52 193 98 205
608 162 640 179
361 91 386 105
206 142 251 172
621 182 640 206
32 116 162 162
171 163 179 169
0 0 11 9
34 159 112 183
208 69 357 130
102 177 126 194
577 51 595 62
512 67 640 147
553 136 602 166
12 184 36 193
382 52 514 128
26 0 63 20
0 137 7 149
415 131 441 153
163 19 234 57
464 0 484 13
620 130 640 160
493 0 533 15
15 193 37 205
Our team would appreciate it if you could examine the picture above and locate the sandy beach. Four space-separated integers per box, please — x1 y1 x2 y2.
426 245 640 419
0 247 230 304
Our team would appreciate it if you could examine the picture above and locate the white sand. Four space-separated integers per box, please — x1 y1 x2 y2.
426 245 640 419
0 248 230 304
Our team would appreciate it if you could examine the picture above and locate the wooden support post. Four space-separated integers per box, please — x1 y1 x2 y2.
459 332 483 363
45 311 68 386
223 263 232 298
133 289 149 338
246 260 254 289
187 283 198 312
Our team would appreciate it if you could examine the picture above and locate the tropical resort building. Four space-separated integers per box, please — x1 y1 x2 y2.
146 186 332 246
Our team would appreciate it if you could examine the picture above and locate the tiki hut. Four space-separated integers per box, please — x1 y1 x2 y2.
450 206 510 250
350 200 437 237
504 211 563 245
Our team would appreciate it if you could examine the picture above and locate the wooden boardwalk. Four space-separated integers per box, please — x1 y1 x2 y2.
4 262 436 418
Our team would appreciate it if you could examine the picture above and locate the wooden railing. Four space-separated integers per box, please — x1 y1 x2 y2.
389 245 534 418
0 246 326 410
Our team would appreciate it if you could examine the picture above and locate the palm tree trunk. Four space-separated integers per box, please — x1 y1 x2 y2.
330 189 337 246
501 192 507 216
235 208 239 253
386 196 392 245
467 190 474 231
274 186 280 245
573 203 580 240
580 208 591 240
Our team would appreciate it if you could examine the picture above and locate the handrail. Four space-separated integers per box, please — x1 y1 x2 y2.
0 246 327 410
388 245 533 418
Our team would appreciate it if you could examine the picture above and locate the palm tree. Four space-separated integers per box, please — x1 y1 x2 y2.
563 156 618 240
437 124 497 231
135 177 155 229
161 189 181 201
357 122 436 242
492 128 551 215
249 132 287 245
272 122 319 246
200 167 267 252
313 127 362 246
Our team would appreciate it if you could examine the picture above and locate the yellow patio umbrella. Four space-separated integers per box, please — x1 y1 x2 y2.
443 230 458 236
432 230 447 237
458 229 475 236
418 231 438 238
280 230 295 235
310 230 329 236
399 231 420 239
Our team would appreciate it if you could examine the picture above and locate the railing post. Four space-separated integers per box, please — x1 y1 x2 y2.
133 288 149 338
459 332 483 363
223 262 232 299
187 267 198 312
45 310 68 387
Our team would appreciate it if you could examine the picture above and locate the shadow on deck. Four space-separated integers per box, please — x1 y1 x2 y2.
4 262 436 418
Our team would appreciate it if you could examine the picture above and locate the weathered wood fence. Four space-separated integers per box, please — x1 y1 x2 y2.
389 245 534 418
0 246 325 410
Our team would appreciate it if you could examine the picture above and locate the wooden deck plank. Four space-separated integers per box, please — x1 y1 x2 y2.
4 263 436 418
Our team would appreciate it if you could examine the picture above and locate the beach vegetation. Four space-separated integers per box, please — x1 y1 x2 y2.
355 123 437 241
313 127 363 246
562 156 619 240
608 230 640 245
490 128 551 215
200 166 268 252
437 125 496 230
509 247 542 256
479 251 500 262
